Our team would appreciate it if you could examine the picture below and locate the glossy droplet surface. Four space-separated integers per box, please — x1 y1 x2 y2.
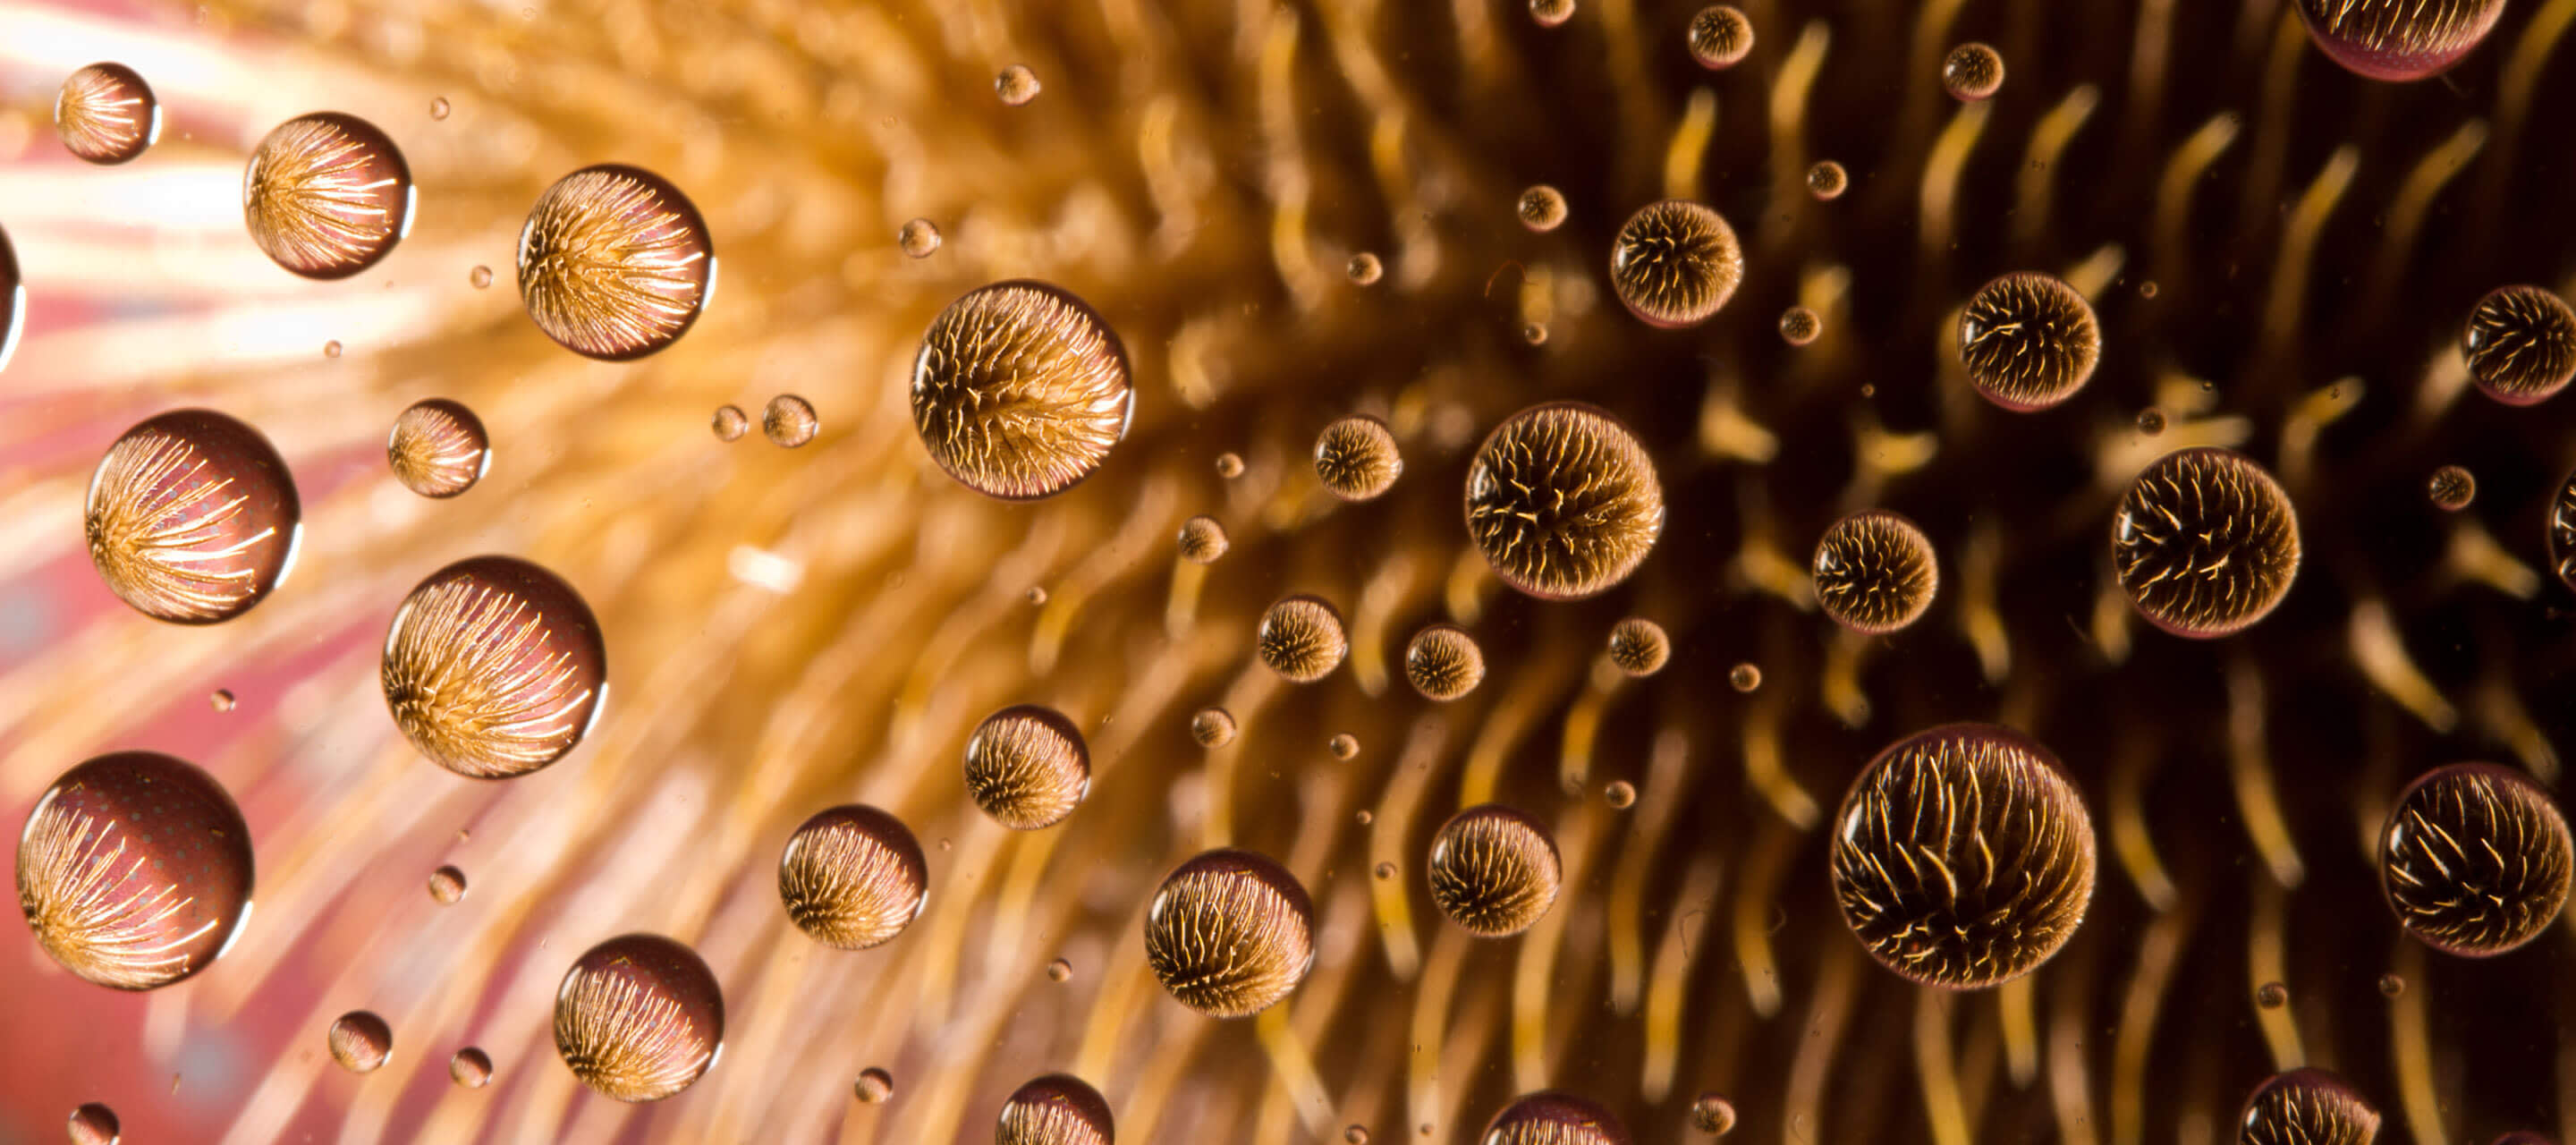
428 864 467 904
1686 6 1754 69
517 165 715 360
428 96 450 120
1778 307 1820 346
450 1047 493 1089
0 225 21 376
1518 185 1568 232
69 1102 119 1144
1144 848 1316 1018
17 751 253 990
1190 708 1237 748
1606 617 1669 676
2427 465 2475 511
209 689 236 712
1958 273 2101 411
1690 1093 1736 1134
243 113 412 279
1806 160 1848 199
1315 415 1402 500
1466 403 1666 600
1609 200 1742 328
553 933 723 1103
912 281 1133 500
1216 453 1245 479
1830 724 2096 988
1328 734 1360 760
2113 448 2301 638
1046 958 1072 982
712 405 749 442
2381 763 2572 956
1481 1092 1631 1145
1405 623 1487 701
779 804 929 949
1942 43 2005 99
2295 0 2504 80
55 63 159 165
382 556 608 779
996 64 1042 106
2135 407 2167 435
1529 0 1574 27
2462 285 2576 405
964 705 1092 830
1177 515 1229 563
1603 781 1637 809
85 409 301 624
763 394 819 447
1429 804 1562 937
2255 981 2288 1008
2238 1068 2379 1145
328 1010 393 1073
387 398 491 498
899 217 941 258
997 1073 1114 1145
854 1067 894 1103
1258 594 1350 683
1346 252 1384 285
1813 510 1939 634
1730 663 1761 691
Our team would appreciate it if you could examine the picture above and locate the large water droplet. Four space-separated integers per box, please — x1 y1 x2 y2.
84 409 302 624
55 63 160 165
553 933 723 1103
382 556 608 778
244 113 413 279
17 751 254 990
517 165 715 360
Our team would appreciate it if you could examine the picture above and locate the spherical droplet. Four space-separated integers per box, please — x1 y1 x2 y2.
1480 1092 1631 1145
209 689 236 712
85 409 302 624
2380 762 2572 956
1346 1127 1372 1144
328 1010 394 1073
1374 861 1397 880
712 405 749 442
1144 848 1316 1018
899 217 942 258
553 933 723 1103
1046 958 1073 982
55 63 159 165
1316 415 1403 501
2113 448 2301 638
1258 594 1350 683
2238 1068 2379 1145
854 1067 894 1104
2136 407 2167 435
1518 185 1569 233
450 1047 493 1089
382 556 609 779
1428 804 1563 937
428 864 468 904
1729 663 1762 692
1025 586 1049 606
1346 252 1385 285
1603 781 1638 810
2255 981 2288 1009
779 804 929 950
763 394 819 447
2427 464 2476 511
2377 972 2406 997
912 281 1133 499
68 1103 119 1145
1806 160 1848 200
1177 515 1230 564
1521 323 1549 346
997 1074 1114 1145
1609 200 1743 328
963 705 1092 830
1686 5 1754 69
243 113 412 279
1812 510 1940 634
518 165 715 360
17 751 254 990
1778 307 1821 346
1215 453 1246 479
1942 42 2005 100
1529 0 1575 28
1606 617 1670 676
1958 273 2101 411
1404 623 1487 701
1832 725 2094 988
2294 0 2504 80
2462 285 2576 405
1325 734 1361 761
996 64 1043 106
387 398 491 499
1190 707 1238 748
1690 1093 1737 1135
1466 402 1666 600
428 96 451 120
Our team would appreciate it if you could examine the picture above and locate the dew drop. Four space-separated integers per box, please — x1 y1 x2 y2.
996 64 1042 106
387 398 491 498
518 165 715 360
1481 1091 1632 1145
323 339 343 359
1328 734 1360 761
327 1010 394 1073
1144 849 1316 1018
1428 805 1563 937
1216 453 1246 479
854 1067 894 1104
779 804 929 950
2462 285 2576 405
553 933 723 1103
85 409 301 623
1046 958 1073 982
1177 515 1230 564
1686 5 1754 69
712 404 749 442
763 394 819 447
1604 781 1637 810
1958 273 2100 411
997 1074 1114 1144
2238 1068 2378 1145
1315 415 1402 500
964 705 1092 830
1529 0 1574 27
68 1102 119 1145
1942 42 2005 100
1606 617 1670 676
1356 810 1374 826
2377 972 2406 997
1258 594 1350 683
1521 323 1549 346
2140 280 2160 298
2381 763 2572 956
2427 464 2476 511
1778 306 1820 346
2293 0 2504 81
1805 160 1848 200
428 96 450 120
2113 448 2301 637
1466 402 1665 600
244 112 412 279
428 864 468 904
1374 861 1397 880
1813 510 1939 634
1190 707 1238 748
898 217 942 258
450 1047 493 1089
1518 185 1568 232
1404 623 1487 701
209 689 236 712
912 281 1132 499
1609 200 1743 328
2135 407 2166 435
1729 663 1762 691
1346 1127 1372 1144
55 63 160 165
1690 1092 1737 1134
19 752 253 990
469 265 493 289
2255 981 2288 1009
1026 586 1048 606
1346 252 1384 285
382 556 608 778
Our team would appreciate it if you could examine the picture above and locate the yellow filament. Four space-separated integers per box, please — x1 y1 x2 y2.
2228 656 2306 887
1663 88 1720 201
2012 86 2100 248
1643 853 1724 1102
2391 941 2445 1145
2110 901 2193 1145
2349 598 2460 734
1998 977 2038 1087
2257 146 2360 372
2250 878 2304 1070
1918 101 1993 261
1256 1005 1335 1136
1915 991 1971 1145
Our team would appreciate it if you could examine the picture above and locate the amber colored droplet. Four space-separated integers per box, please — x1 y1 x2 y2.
2135 408 2166 435
553 933 723 1103
1690 1093 1736 1135
468 264 492 289
386 398 492 498
1606 617 1670 676
997 1074 1114 1145
2294 0 2505 80
55 63 159 165
1258 595 1350 683
2376 972 2406 997
1609 199 1743 328
428 96 450 120
450 1047 493 1089
2113 447 2301 638
382 556 609 779
68 1101 120 1144
428 864 468 904
899 217 942 258
243 112 411 279
778 804 928 950
2427 464 2476 511
517 164 715 360
1603 781 1637 810
763 394 819 447
1777 307 1821 346
2380 763 2572 956
17 752 253 991
322 340 344 360
1806 160 1848 200
1686 5 1754 69
1831 724 2095 988
1216 453 1246 479
996 64 1043 106
1404 623 1487 701
1428 804 1563 937
328 1010 394 1073
912 280 1133 500
1481 1091 1632 1145
1046 958 1073 982
964 705 1092 830
84 409 302 624
1190 707 1237 748
854 1067 894 1104
1529 0 1574 27
1957 272 2101 411
1466 402 1666 600
2462 285 2576 405
1176 515 1230 564
2140 281 2161 298
1315 415 1403 501
712 405 749 442
1518 185 1569 232
0 225 21 376
1521 323 1549 346
2255 981 2288 1009
1374 861 1397 880
209 689 236 712
1812 510 1939 634
2238 1068 2379 1145
1143 848 1316 1018
1346 1127 1371 1144
1942 42 2005 100
1025 586 1048 606
1728 663 1762 692
1346 252 1384 285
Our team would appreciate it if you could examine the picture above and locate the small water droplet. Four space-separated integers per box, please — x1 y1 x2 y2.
245 113 412 278
209 688 236 712
449 1047 493 1089
1610 200 1742 327
780 805 928 950
965 706 1092 830
470 265 492 289
327 1011 394 1073
996 64 1042 106
553 934 724 1103
1328 734 1360 760
1146 850 1317 1017
518 165 715 360
1346 252 1385 285
55 63 160 165
387 398 492 498
428 865 468 904
68 1102 120 1145
1730 663 1762 691
1806 160 1848 200
1942 42 2005 100
1518 185 1568 232
428 96 450 120
1687 5 1754 68
854 1067 894 1104
763 394 819 447
1046 958 1073 982
712 405 749 442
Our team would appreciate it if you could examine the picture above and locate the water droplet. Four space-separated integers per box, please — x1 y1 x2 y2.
1404 623 1487 701
84 409 301 624
0 225 21 376
899 217 942 258
1258 594 1350 683
1729 663 1762 692
2255 981 2288 1009
322 339 344 359
1603 781 1637 810
1806 160 1848 200
1315 415 1402 501
1606 617 1669 676
2381 763 2572 956
2293 0 2504 80
2377 972 2406 997
1144 849 1316 1017
2462 285 2576 405
1958 273 2100 411
328 1010 394 1073
912 281 1132 499
1609 200 1743 328
1690 1092 1736 1134
1046 958 1073 982
2140 280 2160 298
209 689 235 712
2113 448 2301 637
1328 734 1360 760
450 1047 493 1089
1428 804 1562 937
428 96 450 120
1356 810 1374 826
1177 515 1231 564
964 705 1092 830
762 394 819 447
1480 1092 1631 1145
2427 464 2476 511
466 266 493 292
996 64 1043 106
1813 510 1939 634
68 1103 119 1145
1190 707 1238 748
712 405 749 442
244 112 412 279
779 805 929 949
387 398 491 498
18 751 254 990
1941 42 2005 100
1216 453 1246 479
518 165 715 360
1687 5 1754 69
1830 724 2095 988
1346 252 1385 285
1518 185 1568 232
1374 861 1397 880
997 1074 1114 1144
554 933 723 1103
2238 1068 2378 1145
1529 0 1574 27
1521 322 1549 346
428 864 468 904
2135 407 2166 435
854 1067 894 1103
55 63 159 165
383 556 608 778
1467 402 1665 600
1025 586 1048 606
1346 1127 1372 1144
